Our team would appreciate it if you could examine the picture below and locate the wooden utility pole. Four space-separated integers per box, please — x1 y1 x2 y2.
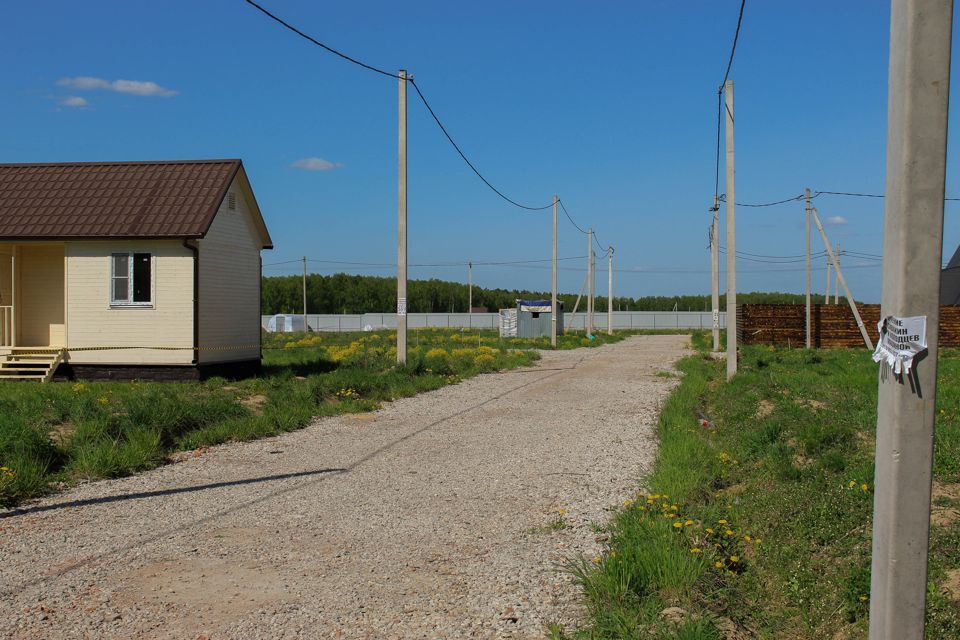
711 195 720 351
302 256 308 330
724 79 737 380
812 209 872 349
607 246 614 335
397 69 408 364
870 2 952 637
805 188 812 348
468 261 473 317
551 195 558 347
587 228 594 336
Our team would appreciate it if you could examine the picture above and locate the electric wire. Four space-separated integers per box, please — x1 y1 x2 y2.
713 0 747 206
242 0 400 79
408 78 555 211
557 200 589 235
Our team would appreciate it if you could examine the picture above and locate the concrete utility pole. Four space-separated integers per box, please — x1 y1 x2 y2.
805 188 812 348
724 79 737 380
834 242 841 304
587 228 594 336
711 195 720 352
397 69 408 364
468 261 473 317
302 256 308 329
812 208 873 349
869 2 952 637
826 254 832 304
551 195 558 347
607 246 614 335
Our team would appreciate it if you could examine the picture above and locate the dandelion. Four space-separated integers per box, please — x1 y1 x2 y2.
592 555 602 564
684 519 694 526
623 499 633 507
558 508 567 516
861 483 869 492
714 561 724 569
97 396 109 405
706 528 715 535
744 535 752 542
718 519 728 525
670 505 678 511
672 521 683 529
72 382 86 393
848 480 857 489
725 529 734 537
859 596 868 602
691 548 702 554
754 538 762 545
730 555 739 562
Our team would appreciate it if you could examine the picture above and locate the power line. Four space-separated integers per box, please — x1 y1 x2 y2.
720 0 747 90
718 193 805 207
557 200 589 235
713 0 747 204
409 79 554 211
242 0 400 79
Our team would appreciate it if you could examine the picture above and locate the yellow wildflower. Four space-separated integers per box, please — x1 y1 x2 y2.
744 535 752 542
730 555 739 562
706 528 715 535
848 480 857 488
861 483 869 492
672 521 683 529
718 519 728 525
691 548 702 554
725 529 734 536
684 520 694 526
714 561 724 569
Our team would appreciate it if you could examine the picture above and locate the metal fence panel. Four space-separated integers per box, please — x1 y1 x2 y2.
264 311 725 333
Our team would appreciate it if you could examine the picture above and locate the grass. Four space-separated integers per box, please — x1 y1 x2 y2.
0 328 629 507
563 333 960 639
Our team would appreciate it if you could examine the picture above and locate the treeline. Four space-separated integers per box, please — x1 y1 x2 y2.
262 273 823 315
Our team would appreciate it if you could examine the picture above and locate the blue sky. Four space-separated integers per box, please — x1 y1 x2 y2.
2 1 959 302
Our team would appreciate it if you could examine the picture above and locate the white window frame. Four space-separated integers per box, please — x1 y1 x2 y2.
110 252 154 308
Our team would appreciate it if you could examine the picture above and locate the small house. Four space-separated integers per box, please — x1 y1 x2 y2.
0 159 272 380
515 299 564 338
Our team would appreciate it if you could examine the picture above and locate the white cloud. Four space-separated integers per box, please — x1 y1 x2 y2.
291 157 343 171
61 96 89 108
57 76 177 97
826 216 849 226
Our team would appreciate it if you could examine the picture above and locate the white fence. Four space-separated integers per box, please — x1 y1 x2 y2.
262 311 726 333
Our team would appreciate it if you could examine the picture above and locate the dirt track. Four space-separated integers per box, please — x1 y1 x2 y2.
0 334 689 639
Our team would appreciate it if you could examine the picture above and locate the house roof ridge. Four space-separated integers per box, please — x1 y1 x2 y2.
0 159 241 169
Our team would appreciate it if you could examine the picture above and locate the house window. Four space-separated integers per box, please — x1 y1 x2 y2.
111 253 152 305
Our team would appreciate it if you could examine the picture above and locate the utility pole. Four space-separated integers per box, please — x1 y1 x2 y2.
870 2 952 637
826 254 832 304
551 195 558 347
724 79 737 380
834 241 841 304
587 228 594 336
607 246 614 335
805 188 812 348
397 69 408 364
812 209 873 349
711 195 720 352
468 261 473 316
302 256 308 330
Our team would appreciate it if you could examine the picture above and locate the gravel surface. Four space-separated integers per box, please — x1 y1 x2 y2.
0 334 688 639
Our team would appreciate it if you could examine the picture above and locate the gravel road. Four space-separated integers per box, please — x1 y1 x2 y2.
0 334 689 639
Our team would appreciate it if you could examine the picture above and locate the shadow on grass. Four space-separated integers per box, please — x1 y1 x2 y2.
0 468 347 519
260 358 340 378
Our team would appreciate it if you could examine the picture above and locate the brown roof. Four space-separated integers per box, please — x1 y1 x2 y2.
0 160 270 246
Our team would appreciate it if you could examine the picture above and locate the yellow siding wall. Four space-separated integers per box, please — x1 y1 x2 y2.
65 241 195 365
197 178 262 364
19 245 65 346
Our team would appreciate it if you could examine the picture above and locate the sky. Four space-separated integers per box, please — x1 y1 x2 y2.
2 0 959 303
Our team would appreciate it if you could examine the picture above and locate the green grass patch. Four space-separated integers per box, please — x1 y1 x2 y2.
0 328 632 507
567 341 960 639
